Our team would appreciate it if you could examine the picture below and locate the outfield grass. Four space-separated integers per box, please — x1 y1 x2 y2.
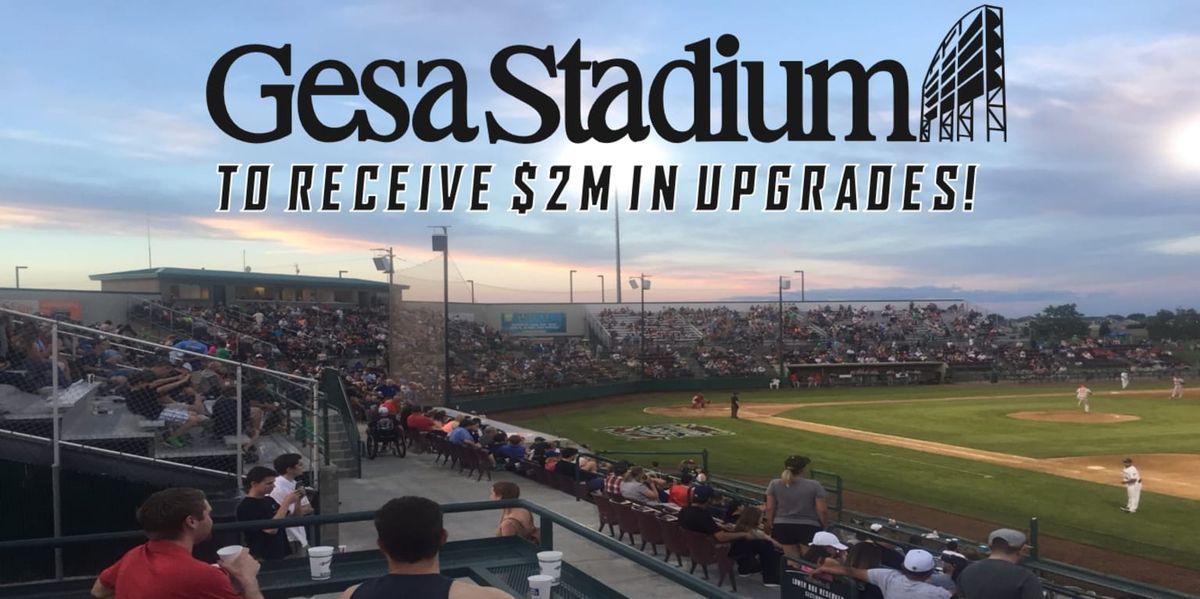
503 383 1200 570
778 390 1200 458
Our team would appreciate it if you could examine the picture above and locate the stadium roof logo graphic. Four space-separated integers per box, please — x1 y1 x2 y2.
920 5 1007 142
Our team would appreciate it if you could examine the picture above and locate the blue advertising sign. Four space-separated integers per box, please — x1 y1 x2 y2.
501 312 567 334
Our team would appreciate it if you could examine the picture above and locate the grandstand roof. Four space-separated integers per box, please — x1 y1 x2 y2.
89 267 400 290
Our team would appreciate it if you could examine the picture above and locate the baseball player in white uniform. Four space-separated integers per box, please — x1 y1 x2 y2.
1121 458 1141 513
1170 376 1184 399
1076 384 1093 413
1120 371 1129 390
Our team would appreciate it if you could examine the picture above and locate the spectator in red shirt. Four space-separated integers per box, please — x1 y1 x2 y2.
91 487 264 599
668 473 694 507
405 408 438 432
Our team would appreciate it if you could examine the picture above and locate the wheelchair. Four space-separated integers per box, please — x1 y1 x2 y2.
365 421 406 459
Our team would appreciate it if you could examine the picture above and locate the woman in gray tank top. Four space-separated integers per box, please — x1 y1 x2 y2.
764 455 828 557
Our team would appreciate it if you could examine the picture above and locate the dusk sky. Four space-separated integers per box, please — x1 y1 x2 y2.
2 1 1199 316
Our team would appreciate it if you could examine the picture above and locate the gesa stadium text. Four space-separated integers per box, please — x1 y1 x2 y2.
215 162 978 213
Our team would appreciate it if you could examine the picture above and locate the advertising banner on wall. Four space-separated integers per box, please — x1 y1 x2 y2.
501 312 567 334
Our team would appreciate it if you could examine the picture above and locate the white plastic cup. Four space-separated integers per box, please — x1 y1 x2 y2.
308 546 335 580
217 545 243 567
537 550 563 584
527 574 554 598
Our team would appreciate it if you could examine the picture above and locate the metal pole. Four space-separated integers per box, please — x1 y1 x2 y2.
311 384 321 490
388 248 394 369
15 266 26 289
1029 517 1039 561
51 322 63 579
442 235 451 406
467 280 475 303
615 191 622 304
639 275 645 379
569 270 576 303
598 275 605 303
800 270 805 302
236 366 244 489
778 276 785 379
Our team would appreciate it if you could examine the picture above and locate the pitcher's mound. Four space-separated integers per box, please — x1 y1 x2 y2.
1008 411 1139 423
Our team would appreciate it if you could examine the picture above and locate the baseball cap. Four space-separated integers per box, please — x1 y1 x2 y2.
988 528 1027 547
378 406 390 415
784 455 811 471
691 485 715 502
902 549 936 574
869 523 884 532
811 531 848 551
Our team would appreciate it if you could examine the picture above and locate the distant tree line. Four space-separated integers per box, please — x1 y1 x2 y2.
1028 304 1200 343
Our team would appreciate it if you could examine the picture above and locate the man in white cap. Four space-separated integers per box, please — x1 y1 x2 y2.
956 528 1042 599
816 548 950 598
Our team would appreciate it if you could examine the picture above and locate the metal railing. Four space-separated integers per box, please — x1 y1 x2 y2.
133 300 282 358
0 307 324 573
0 499 741 599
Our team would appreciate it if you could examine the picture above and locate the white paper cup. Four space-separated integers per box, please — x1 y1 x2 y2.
217 545 243 566
308 546 335 580
527 574 554 598
537 550 562 584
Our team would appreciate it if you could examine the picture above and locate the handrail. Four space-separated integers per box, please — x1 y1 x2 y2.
0 499 741 599
319 368 362 477
138 300 280 355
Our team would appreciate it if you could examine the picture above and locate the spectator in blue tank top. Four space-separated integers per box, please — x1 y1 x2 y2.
338 496 510 599
448 419 479 446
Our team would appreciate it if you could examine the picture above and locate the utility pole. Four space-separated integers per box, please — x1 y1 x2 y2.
467 279 475 303
15 266 27 289
569 269 576 303
615 189 623 304
597 274 605 303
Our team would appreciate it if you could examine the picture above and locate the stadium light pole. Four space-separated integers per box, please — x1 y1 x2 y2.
615 189 622 305
795 269 805 302
430 227 451 406
778 275 791 379
630 274 650 378
371 247 395 373
597 274 605 303
466 279 475 303
569 269 576 303
15 266 27 289
338 270 348 279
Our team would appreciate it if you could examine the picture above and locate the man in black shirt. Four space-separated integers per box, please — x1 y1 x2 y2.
677 486 782 587
730 392 740 419
236 466 302 560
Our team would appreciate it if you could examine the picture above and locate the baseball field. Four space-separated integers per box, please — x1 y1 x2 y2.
501 382 1200 587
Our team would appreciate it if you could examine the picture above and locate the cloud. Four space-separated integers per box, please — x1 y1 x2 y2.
97 109 221 160
0 129 90 149
1146 235 1200 255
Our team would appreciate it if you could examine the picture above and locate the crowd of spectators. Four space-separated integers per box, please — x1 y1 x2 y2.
596 304 1188 380
6 300 1190 417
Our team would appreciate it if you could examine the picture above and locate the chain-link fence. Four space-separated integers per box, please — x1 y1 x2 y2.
0 306 324 579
